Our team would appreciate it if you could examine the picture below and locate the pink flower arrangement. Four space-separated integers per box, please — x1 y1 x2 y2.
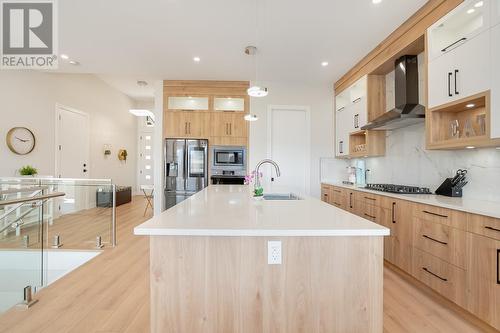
244 171 263 185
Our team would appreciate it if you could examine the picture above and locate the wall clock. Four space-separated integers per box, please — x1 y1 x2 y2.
6 127 36 155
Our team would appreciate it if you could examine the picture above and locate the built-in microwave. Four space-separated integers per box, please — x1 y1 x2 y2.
211 146 247 175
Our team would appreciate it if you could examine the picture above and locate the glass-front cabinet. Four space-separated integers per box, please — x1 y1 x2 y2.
427 0 490 62
214 97 245 112
167 96 209 111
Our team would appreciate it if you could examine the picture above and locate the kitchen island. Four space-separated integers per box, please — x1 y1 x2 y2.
134 185 390 333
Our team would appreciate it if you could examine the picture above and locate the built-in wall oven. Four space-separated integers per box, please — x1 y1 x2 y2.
210 146 247 184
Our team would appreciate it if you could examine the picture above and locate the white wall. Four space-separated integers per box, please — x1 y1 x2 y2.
249 81 335 197
0 72 137 188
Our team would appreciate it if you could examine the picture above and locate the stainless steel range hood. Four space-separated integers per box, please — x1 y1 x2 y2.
361 55 425 131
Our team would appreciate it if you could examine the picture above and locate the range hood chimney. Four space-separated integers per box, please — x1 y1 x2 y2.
361 55 425 130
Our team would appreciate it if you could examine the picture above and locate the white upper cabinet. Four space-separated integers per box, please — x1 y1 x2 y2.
491 24 500 138
428 0 491 62
167 97 209 111
335 91 351 157
492 0 500 26
349 76 368 130
214 98 245 112
427 0 492 109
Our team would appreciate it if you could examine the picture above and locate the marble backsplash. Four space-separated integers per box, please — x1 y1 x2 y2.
324 123 500 202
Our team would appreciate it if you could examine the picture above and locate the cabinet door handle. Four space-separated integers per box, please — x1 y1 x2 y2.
333 190 342 193
422 267 448 282
441 37 467 53
485 226 500 233
496 249 500 285
454 69 459 95
339 141 343 154
392 202 396 223
185 122 188 134
422 210 448 218
188 122 191 134
337 107 345 112
364 213 376 220
349 192 353 209
364 197 376 201
353 97 361 104
448 72 453 97
229 123 232 135
333 202 341 207
323 193 328 201
422 234 448 245
225 123 228 135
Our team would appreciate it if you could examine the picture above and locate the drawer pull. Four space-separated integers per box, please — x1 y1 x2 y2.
422 267 448 282
497 249 500 285
349 193 353 209
334 202 341 207
364 197 376 201
392 202 396 224
422 210 448 219
333 190 342 193
422 234 448 246
485 226 500 233
364 213 376 220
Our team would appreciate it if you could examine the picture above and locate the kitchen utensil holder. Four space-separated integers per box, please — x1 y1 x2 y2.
435 178 463 197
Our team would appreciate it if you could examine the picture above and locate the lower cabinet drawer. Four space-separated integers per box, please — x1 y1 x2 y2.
467 213 500 241
331 186 347 209
413 218 467 269
412 248 467 308
358 202 386 224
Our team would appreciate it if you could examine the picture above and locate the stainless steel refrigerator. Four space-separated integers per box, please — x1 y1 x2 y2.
164 139 208 210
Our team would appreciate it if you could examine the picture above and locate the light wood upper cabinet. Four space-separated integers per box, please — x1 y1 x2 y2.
210 112 248 138
466 232 500 330
164 111 210 138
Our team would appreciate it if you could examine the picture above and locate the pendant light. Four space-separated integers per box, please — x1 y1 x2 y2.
246 0 268 98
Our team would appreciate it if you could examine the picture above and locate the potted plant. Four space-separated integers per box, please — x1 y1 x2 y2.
19 165 38 176
245 171 264 198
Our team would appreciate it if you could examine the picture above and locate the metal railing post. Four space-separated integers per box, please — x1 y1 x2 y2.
111 184 116 247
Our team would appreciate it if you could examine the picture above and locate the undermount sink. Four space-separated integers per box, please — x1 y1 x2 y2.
262 193 302 201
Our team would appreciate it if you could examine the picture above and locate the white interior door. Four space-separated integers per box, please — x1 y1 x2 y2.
138 131 154 187
56 105 90 213
267 105 310 195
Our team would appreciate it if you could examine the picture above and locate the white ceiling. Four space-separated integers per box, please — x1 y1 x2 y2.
57 0 427 99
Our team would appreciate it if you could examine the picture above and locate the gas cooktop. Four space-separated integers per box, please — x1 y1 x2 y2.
365 183 432 194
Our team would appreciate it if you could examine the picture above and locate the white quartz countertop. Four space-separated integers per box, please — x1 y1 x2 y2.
134 185 389 237
323 181 500 219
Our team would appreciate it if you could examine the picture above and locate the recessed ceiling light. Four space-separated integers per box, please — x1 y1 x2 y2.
466 103 475 108
474 1 484 7
68 60 80 65
60 54 69 60
193 57 201 62
465 146 476 149
467 8 475 14
321 61 329 67
372 0 382 4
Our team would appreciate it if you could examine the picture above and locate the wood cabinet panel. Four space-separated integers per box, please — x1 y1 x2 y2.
321 184 332 204
210 112 248 138
413 217 467 269
382 199 413 273
331 186 348 210
209 136 247 146
412 247 467 308
164 111 210 138
467 213 500 241
414 203 467 230
466 232 500 330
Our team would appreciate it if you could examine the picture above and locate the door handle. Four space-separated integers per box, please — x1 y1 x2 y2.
485 226 500 233
364 213 376 220
349 192 353 209
392 202 396 223
353 97 361 103
454 69 459 95
422 210 448 218
83 169 87 173
448 72 453 97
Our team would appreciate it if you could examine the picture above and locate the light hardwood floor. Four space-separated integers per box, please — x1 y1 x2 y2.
0 197 494 333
